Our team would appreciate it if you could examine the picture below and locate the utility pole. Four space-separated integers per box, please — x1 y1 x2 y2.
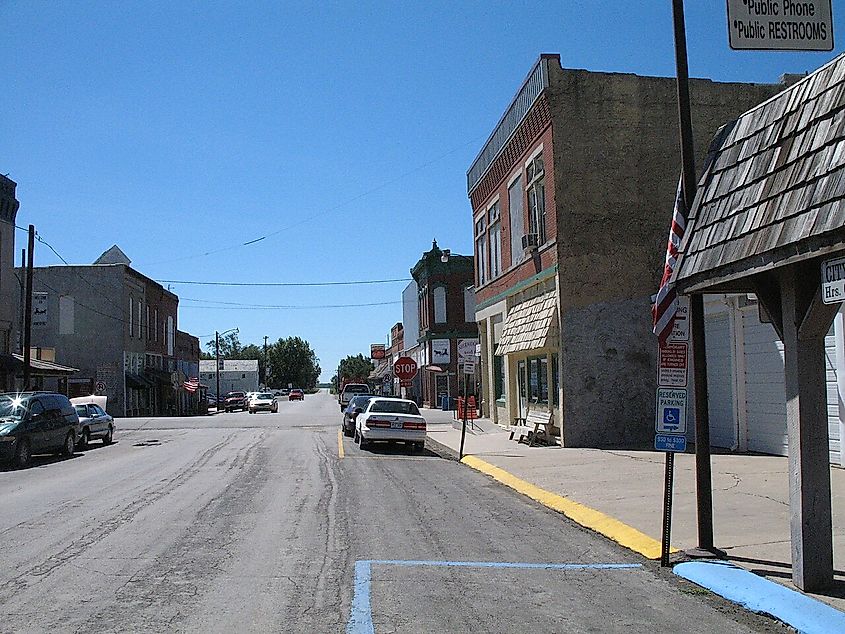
18 248 25 354
263 335 269 387
671 0 719 558
22 225 35 391
215 331 221 411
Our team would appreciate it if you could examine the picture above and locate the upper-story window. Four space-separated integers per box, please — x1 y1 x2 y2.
154 308 158 342
475 215 487 286
128 296 133 337
488 202 501 278
464 286 475 323
137 299 142 339
508 175 524 266
526 154 546 245
433 285 447 324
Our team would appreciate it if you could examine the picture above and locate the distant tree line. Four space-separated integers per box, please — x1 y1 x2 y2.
202 333 321 389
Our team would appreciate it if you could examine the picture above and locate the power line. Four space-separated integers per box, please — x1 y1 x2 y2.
180 299 401 310
159 277 412 287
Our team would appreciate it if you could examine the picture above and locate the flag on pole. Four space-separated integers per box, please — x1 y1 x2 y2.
653 176 687 345
183 377 200 392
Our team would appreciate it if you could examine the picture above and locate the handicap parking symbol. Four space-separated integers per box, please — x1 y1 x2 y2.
662 407 681 431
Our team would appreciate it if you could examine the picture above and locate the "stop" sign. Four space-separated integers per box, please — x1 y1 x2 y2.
393 356 419 380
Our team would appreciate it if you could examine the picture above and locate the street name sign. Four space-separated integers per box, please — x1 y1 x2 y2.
822 256 845 304
727 0 833 51
658 342 689 388
655 434 687 453
655 388 687 434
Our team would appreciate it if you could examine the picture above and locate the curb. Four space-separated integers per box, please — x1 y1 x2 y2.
424 435 672 560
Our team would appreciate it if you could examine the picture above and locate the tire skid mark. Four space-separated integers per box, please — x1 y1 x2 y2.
0 432 240 594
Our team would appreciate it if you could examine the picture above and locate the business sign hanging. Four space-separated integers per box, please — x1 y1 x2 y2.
822 256 845 304
458 338 479 363
370 344 386 360
726 0 833 51
32 292 48 329
431 339 451 364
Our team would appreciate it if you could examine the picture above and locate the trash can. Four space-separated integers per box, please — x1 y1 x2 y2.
440 394 449 411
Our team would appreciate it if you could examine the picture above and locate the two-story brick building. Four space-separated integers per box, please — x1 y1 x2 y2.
410 240 477 407
24 245 181 416
0 175 20 391
469 54 785 447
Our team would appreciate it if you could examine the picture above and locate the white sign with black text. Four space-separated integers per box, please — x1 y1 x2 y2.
726 0 833 51
32 292 48 329
822 256 845 304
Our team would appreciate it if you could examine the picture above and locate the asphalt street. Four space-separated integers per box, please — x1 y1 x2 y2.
0 390 784 633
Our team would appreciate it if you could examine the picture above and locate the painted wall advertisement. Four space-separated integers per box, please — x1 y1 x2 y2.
32 292 48 329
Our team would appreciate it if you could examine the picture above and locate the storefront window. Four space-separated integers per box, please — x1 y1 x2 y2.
527 356 548 405
494 355 505 401
552 354 559 405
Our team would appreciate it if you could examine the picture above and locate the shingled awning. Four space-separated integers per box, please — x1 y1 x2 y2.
495 292 557 355
673 53 845 293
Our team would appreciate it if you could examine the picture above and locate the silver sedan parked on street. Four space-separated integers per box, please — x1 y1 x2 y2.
74 403 114 448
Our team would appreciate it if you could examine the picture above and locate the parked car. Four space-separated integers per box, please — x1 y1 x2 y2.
73 402 114 448
248 392 278 414
288 388 304 401
342 394 373 437
0 392 80 468
354 397 426 453
339 382 370 411
224 391 247 412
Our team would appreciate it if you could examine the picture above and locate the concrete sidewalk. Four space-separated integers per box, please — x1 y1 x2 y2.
422 407 845 618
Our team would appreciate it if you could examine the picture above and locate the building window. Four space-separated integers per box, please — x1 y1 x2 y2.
494 355 505 402
527 356 548 405
167 315 174 356
488 202 501 278
433 286 446 324
128 296 133 336
463 286 475 323
552 354 559 405
508 175 524 265
146 304 150 340
526 154 546 245
154 309 158 342
137 299 142 339
59 296 75 335
475 215 487 286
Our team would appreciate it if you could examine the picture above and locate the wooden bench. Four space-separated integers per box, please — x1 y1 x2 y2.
509 411 554 446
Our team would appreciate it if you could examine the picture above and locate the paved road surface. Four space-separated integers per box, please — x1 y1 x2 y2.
0 391 781 633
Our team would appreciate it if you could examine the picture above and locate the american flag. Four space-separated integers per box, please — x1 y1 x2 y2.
653 176 686 345
183 377 200 393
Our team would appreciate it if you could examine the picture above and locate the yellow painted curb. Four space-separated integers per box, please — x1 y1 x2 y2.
461 455 676 560
338 429 345 459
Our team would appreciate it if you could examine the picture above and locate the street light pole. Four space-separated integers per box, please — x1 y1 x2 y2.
215 331 220 411
22 225 35 391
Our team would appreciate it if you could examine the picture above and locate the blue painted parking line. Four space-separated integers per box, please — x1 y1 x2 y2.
346 559 642 634
674 560 845 634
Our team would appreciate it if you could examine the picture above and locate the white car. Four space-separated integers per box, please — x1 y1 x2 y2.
248 392 278 414
354 397 426 453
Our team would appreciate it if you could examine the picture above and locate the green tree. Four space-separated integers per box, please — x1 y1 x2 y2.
338 354 374 385
202 331 243 359
266 337 321 389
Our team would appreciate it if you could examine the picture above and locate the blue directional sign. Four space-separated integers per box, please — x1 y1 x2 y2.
655 434 687 453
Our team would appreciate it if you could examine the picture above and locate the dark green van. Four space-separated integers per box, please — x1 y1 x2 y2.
0 392 81 469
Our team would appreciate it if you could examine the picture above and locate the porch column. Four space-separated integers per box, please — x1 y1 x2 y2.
781 266 838 591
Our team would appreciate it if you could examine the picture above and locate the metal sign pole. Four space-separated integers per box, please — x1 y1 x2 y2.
661 451 676 567
459 369 468 459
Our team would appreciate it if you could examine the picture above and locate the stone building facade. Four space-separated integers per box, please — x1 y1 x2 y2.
468 54 786 447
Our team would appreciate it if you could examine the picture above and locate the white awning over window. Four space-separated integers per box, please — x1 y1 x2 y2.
495 292 557 355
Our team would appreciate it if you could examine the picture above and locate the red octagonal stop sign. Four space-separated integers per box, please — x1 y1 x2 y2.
393 356 418 381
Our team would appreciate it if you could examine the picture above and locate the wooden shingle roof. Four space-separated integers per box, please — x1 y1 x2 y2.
674 54 845 293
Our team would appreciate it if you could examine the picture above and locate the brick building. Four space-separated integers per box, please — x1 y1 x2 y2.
469 54 785 447
410 240 477 407
0 175 20 390
25 245 181 416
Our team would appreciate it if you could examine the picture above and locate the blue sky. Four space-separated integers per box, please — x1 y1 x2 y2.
3 1 843 381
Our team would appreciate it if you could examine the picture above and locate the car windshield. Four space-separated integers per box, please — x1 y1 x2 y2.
350 396 373 407
369 400 420 415
343 385 368 394
256 393 274 399
0 396 27 420
227 392 245 397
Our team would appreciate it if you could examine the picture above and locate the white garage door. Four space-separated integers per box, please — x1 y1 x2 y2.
705 312 736 449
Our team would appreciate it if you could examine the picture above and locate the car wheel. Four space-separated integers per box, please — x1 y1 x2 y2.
78 429 90 450
353 428 360 444
416 442 425 452
13 438 31 469
102 426 113 445
61 432 75 457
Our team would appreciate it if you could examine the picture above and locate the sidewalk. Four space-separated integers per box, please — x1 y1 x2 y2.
422 407 845 620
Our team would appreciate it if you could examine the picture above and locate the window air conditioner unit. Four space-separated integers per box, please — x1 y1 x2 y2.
521 233 539 250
